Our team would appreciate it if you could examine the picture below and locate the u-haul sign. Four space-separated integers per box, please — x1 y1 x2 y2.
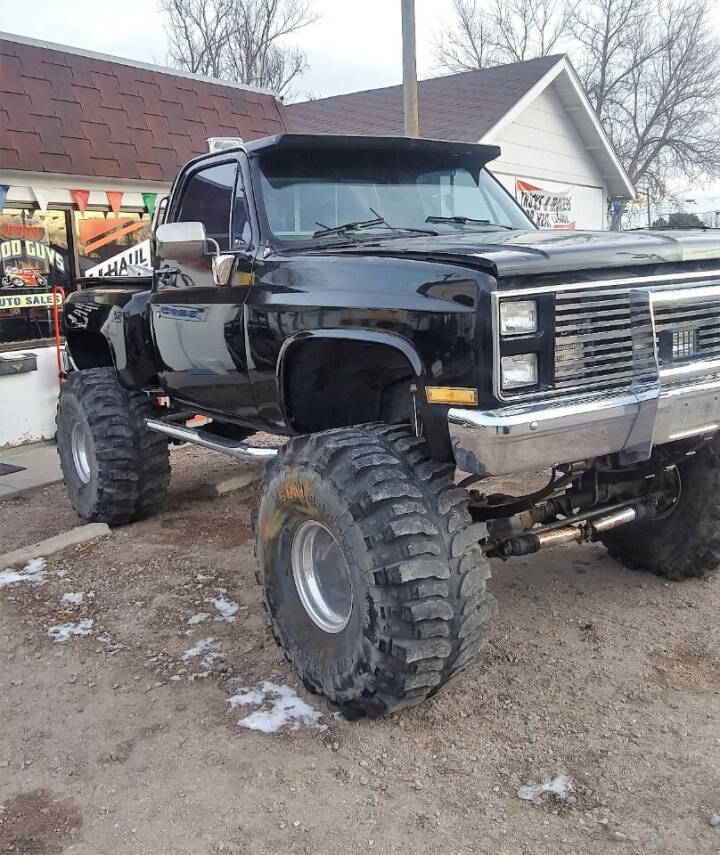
85 240 151 277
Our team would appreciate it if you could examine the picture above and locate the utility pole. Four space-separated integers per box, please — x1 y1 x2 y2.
401 0 419 137
646 189 652 229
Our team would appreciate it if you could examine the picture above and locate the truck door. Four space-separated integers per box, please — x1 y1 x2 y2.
150 154 259 422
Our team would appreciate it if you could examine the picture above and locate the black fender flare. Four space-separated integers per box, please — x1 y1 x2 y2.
276 328 453 461
276 328 425 405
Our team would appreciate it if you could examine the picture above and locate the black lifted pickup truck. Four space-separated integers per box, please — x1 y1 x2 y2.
58 134 720 717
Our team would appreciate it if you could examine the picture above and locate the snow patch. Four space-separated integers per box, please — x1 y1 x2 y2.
182 637 216 661
205 597 240 621
47 618 94 643
228 681 327 733
0 557 47 588
517 773 574 802
61 592 85 607
188 612 211 625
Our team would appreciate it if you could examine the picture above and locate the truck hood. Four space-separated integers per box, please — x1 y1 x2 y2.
314 228 720 280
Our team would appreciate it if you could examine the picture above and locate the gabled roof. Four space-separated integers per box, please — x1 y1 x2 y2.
287 55 561 141
0 32 288 182
287 55 634 199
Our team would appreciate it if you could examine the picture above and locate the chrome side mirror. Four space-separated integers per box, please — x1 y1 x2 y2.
212 253 236 286
155 221 208 263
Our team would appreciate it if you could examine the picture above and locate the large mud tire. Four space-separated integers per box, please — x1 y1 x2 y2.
601 443 720 580
56 368 170 525
254 424 498 718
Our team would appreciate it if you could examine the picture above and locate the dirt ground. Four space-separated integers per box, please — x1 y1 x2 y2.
0 444 718 855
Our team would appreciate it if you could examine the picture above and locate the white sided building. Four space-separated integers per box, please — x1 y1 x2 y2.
287 55 634 230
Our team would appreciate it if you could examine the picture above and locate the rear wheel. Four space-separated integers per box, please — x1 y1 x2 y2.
601 443 720 580
56 368 170 525
255 424 498 717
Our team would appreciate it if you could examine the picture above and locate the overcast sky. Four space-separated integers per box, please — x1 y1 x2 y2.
0 0 458 99
3 0 720 200
3 0 720 99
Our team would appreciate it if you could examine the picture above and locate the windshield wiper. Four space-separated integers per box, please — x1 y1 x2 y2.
313 209 438 240
426 215 516 230
313 217 383 239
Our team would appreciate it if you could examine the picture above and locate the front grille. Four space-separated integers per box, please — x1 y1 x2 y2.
653 297 720 366
500 278 720 400
554 288 637 392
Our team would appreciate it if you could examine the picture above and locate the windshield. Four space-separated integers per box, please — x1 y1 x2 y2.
256 147 535 245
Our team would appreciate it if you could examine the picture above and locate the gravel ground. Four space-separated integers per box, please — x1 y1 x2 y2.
0 443 718 855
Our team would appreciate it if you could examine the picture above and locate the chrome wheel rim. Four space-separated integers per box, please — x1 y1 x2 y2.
291 520 353 634
70 420 91 484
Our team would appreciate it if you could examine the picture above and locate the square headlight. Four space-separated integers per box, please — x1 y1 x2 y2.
501 353 538 390
500 300 537 335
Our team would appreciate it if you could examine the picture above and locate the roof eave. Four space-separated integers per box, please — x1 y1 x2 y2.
0 30 279 98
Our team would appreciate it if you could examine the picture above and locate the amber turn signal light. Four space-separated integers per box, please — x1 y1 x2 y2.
425 386 478 405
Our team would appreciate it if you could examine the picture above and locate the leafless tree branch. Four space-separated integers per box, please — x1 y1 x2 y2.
435 0 720 216
160 0 318 95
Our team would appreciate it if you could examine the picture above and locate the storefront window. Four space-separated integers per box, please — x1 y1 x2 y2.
0 209 72 346
75 211 152 276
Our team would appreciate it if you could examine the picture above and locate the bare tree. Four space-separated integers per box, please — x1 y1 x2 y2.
160 0 318 94
163 0 233 78
435 0 571 71
571 0 720 202
436 0 720 226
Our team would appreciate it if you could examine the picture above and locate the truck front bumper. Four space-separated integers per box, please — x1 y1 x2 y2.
448 375 720 476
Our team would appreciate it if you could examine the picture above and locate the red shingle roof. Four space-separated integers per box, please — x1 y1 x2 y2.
287 56 562 141
0 35 288 181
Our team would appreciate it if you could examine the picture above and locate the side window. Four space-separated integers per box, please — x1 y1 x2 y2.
232 169 252 249
177 162 237 251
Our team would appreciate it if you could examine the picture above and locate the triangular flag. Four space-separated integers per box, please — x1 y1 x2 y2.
0 185 8 210
70 189 90 212
106 190 123 215
142 192 158 216
33 187 48 211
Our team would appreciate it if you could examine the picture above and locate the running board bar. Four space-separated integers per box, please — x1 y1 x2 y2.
145 419 278 461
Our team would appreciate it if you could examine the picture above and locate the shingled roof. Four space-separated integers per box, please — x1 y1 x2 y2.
0 32 288 181
286 55 562 141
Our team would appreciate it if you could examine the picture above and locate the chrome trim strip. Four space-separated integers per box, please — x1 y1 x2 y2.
660 357 720 381
498 267 720 298
650 283 720 304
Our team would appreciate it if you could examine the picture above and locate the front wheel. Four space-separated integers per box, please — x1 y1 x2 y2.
255 424 498 718
601 442 720 580
56 368 170 525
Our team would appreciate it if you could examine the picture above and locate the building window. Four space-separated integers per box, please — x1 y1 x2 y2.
75 211 152 276
0 208 72 347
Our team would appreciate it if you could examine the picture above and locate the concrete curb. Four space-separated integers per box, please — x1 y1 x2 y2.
0 523 111 569
0 477 64 500
206 467 262 497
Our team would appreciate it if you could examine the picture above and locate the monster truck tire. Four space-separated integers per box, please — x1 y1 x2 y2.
255 424 498 717
56 367 170 525
600 442 720 580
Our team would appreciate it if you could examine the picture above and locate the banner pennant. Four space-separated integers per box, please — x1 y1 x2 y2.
70 189 90 212
32 187 49 211
142 192 158 217
106 190 123 215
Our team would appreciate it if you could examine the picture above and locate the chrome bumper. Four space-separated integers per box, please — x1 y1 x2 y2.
448 376 720 476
